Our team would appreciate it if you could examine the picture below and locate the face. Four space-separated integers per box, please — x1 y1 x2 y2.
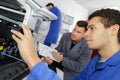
84 17 111 50
47 5 53 10
71 25 85 43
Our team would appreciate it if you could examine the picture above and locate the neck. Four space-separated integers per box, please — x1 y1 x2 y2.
72 41 77 44
98 44 119 59
72 39 81 44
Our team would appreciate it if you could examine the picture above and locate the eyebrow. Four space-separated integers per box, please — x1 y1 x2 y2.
87 24 94 28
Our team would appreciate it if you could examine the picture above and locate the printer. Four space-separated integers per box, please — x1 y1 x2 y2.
0 0 57 80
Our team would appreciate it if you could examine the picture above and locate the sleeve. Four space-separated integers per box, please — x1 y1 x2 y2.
27 62 61 80
62 44 90 72
50 7 61 17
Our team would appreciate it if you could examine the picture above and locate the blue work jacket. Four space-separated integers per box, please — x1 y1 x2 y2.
44 6 61 44
71 50 120 80
27 50 120 80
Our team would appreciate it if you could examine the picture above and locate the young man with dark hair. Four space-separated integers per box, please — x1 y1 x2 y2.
71 8 120 80
44 20 90 80
11 8 120 80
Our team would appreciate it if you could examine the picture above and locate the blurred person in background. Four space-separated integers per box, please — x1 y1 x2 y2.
44 3 61 46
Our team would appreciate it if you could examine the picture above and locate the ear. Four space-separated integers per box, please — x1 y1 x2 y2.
111 24 120 36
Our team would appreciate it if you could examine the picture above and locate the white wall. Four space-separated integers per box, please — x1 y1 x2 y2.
35 0 88 31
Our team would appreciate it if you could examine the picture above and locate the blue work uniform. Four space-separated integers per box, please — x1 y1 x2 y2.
27 50 120 80
44 6 61 45
27 62 61 80
71 50 120 80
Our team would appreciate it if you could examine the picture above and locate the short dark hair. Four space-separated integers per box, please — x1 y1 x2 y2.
88 8 120 43
46 3 54 7
76 21 88 31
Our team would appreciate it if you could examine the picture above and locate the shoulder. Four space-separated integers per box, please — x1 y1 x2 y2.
51 6 59 10
62 33 71 37
60 33 71 41
50 7 61 15
50 6 60 12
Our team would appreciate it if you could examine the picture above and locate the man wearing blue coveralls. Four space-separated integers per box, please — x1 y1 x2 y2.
44 3 61 46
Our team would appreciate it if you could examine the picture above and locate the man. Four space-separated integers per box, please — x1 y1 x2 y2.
44 21 90 80
44 3 61 46
11 8 120 80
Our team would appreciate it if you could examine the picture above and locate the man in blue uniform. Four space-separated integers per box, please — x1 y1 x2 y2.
44 3 61 46
11 8 120 80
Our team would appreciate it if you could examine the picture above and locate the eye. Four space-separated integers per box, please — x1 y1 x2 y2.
90 27 94 30
77 31 81 34
90 26 95 31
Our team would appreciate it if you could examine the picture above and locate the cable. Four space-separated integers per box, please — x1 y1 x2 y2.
0 52 24 62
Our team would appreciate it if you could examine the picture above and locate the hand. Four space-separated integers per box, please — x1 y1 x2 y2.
43 56 53 65
11 24 40 69
52 51 63 62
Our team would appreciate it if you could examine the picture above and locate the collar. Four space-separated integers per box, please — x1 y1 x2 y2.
95 50 120 69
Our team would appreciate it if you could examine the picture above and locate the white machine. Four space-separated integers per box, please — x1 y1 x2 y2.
0 0 57 80
17 0 58 50
17 0 57 30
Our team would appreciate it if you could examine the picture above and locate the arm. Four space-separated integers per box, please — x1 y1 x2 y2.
27 62 61 80
11 24 40 69
11 24 61 80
